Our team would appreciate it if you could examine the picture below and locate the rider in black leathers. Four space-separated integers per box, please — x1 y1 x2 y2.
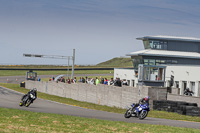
21 88 37 103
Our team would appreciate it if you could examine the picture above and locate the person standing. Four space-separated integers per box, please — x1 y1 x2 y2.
100 77 104 84
95 77 100 85
79 77 82 83
82 77 85 83
73 77 77 83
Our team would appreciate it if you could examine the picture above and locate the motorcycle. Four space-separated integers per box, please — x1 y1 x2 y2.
184 90 194 96
19 93 35 107
124 103 150 120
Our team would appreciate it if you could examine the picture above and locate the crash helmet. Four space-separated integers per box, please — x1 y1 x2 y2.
33 88 37 92
145 96 149 101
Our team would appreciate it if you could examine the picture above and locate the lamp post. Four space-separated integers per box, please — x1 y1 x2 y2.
23 49 75 79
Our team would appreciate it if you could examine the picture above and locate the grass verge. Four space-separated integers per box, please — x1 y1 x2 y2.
1 83 200 123
0 107 199 133
0 70 114 76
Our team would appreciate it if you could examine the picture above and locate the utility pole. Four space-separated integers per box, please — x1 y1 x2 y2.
71 49 75 79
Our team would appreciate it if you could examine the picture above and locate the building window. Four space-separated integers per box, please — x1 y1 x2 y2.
143 40 150 49
139 65 165 82
144 67 150 80
150 67 158 81
143 59 177 65
149 40 168 50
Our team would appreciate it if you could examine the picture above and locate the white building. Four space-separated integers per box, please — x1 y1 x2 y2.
114 36 200 97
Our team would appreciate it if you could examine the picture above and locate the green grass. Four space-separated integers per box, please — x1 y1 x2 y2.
0 70 114 76
0 108 199 133
97 57 133 67
1 83 200 123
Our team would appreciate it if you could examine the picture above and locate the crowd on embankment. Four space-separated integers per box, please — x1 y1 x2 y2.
47 76 128 87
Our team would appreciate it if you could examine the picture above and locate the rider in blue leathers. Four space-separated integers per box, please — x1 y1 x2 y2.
133 96 149 116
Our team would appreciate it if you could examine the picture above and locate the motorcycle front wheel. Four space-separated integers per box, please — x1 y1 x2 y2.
19 102 23 106
124 109 132 118
25 99 32 107
139 110 148 120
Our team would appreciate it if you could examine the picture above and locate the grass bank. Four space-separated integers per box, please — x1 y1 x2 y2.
0 70 114 76
0 107 199 133
1 83 200 123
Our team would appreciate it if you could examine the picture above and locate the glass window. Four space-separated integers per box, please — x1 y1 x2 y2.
144 67 150 80
150 67 158 81
143 40 150 49
158 68 164 81
160 60 166 64
138 66 143 80
149 40 168 50
140 65 165 82
172 60 178 64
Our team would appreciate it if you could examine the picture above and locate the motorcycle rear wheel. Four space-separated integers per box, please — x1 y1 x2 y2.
139 110 148 120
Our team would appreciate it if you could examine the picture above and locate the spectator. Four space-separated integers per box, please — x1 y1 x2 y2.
104 78 108 85
61 77 65 83
114 78 122 87
109 78 114 85
90 78 95 85
87 78 91 84
85 76 88 83
71 78 74 83
100 77 104 84
38 77 41 82
82 77 85 83
79 77 82 83
95 77 100 85
67 78 71 84
73 77 77 83
122 79 128 86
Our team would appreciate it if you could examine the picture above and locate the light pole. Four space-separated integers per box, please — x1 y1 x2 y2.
23 49 75 79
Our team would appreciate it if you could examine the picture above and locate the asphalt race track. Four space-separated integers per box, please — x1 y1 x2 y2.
0 86 200 129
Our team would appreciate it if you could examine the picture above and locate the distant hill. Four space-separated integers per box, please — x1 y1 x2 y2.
96 57 133 67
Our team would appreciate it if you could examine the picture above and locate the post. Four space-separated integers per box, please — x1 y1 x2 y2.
71 49 75 79
68 56 70 78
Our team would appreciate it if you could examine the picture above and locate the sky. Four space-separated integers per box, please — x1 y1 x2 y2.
1 0 200 65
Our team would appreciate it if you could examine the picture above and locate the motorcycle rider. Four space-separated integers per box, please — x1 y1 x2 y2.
184 88 193 96
21 88 37 103
133 96 149 116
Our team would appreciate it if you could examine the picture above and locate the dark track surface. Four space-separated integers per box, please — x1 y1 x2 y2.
0 86 200 129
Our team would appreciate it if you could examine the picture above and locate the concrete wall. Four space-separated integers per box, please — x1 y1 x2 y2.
25 81 167 109
167 93 200 107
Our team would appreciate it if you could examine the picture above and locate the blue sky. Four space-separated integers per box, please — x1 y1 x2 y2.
1 0 200 65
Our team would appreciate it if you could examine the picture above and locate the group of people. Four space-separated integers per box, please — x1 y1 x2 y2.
53 76 128 87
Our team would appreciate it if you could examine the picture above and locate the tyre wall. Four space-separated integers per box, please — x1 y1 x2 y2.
153 100 200 117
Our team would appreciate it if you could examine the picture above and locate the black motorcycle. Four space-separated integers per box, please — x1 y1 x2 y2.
184 90 194 96
19 93 35 107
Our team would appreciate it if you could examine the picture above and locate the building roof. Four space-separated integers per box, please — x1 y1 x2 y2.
126 49 200 59
136 35 200 43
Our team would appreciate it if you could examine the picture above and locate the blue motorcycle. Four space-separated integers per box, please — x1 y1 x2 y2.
124 103 150 120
